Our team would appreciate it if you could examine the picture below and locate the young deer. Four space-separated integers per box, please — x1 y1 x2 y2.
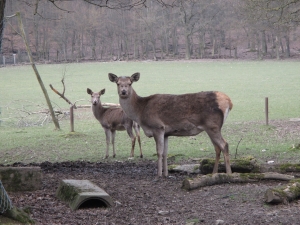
109 72 233 177
87 88 142 159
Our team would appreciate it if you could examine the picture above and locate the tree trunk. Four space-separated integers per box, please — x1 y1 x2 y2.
198 32 205 59
256 32 262 59
212 37 216 57
172 27 178 56
280 37 284 54
71 30 76 61
160 38 164 59
91 29 97 60
184 32 191 59
149 39 157 61
16 12 60 130
0 0 6 53
285 31 290 58
261 30 267 56
275 35 280 60
33 15 39 60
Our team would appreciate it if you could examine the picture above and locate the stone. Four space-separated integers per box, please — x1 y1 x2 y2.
56 180 113 210
0 167 42 192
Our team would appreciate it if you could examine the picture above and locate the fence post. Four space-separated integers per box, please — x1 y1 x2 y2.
70 105 74 132
265 97 269 126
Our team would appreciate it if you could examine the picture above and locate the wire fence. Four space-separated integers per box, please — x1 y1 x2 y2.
0 181 13 213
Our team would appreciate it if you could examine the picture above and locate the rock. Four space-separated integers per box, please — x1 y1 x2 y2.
215 219 225 225
0 167 42 192
158 210 170 215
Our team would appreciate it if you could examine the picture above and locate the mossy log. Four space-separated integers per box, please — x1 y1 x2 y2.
199 158 260 174
265 180 300 204
199 158 300 175
182 172 295 190
3 207 35 224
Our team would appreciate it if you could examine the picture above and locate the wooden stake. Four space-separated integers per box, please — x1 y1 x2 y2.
265 97 269 125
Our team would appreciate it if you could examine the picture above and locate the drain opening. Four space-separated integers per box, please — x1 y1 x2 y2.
78 198 109 209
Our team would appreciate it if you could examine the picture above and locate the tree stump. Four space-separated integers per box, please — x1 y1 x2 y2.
265 180 300 204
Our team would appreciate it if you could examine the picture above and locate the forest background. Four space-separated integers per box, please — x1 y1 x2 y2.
1 0 300 64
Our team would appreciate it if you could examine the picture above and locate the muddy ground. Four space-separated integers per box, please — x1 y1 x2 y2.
3 160 300 225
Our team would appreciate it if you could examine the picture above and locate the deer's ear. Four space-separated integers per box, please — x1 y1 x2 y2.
87 88 92 95
100 89 105 95
131 72 140 82
108 73 118 83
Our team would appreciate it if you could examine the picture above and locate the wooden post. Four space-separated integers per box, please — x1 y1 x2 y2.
70 105 74 132
265 97 269 125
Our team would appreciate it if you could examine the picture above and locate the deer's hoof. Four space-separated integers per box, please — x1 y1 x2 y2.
113 154 116 158
140 155 143 158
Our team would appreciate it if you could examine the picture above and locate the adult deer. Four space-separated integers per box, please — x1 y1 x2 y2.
109 72 233 177
87 88 142 159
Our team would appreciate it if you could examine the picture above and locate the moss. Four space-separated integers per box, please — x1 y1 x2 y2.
233 159 252 167
193 165 200 172
239 173 264 180
279 163 300 172
289 185 300 198
60 132 87 138
271 187 288 198
3 207 35 224
186 218 200 223
168 165 178 170
200 158 217 165
241 155 255 161
0 169 22 191
290 179 300 184
56 183 79 202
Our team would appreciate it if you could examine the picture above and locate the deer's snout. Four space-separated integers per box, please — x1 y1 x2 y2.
92 100 98 105
121 90 127 95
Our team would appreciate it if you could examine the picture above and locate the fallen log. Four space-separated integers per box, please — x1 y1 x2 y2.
265 180 300 204
182 172 295 190
199 158 300 175
199 158 260 174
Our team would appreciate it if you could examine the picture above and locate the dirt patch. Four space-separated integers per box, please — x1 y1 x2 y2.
3 160 300 225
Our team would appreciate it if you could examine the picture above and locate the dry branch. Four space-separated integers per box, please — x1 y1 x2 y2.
182 172 295 191
77 103 120 108
265 180 300 204
49 81 75 108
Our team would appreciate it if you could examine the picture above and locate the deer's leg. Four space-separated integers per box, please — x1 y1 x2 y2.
154 131 164 177
104 129 111 159
163 136 169 177
111 130 116 158
222 141 232 174
126 128 136 158
212 142 221 174
206 128 232 174
133 124 143 158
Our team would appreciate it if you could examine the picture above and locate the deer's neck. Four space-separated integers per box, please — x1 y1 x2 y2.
92 103 106 121
119 89 141 123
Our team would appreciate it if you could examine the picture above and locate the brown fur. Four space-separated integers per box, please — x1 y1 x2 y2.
87 88 142 159
109 73 232 176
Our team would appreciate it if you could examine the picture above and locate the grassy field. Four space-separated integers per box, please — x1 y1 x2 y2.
0 60 300 165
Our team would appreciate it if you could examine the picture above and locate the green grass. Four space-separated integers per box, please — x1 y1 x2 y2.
0 60 300 165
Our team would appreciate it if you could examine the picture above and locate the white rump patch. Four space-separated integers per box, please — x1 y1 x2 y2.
223 107 230 124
